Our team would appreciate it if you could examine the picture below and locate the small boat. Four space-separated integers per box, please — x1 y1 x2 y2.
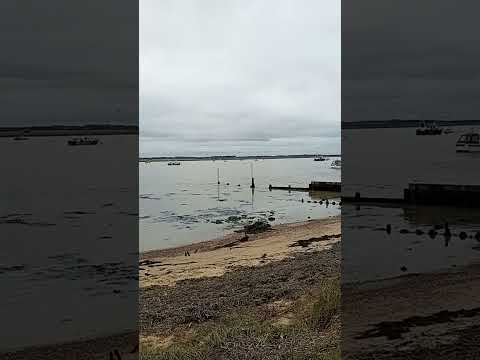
68 137 99 146
167 161 181 166
456 131 480 153
416 121 443 135
314 156 326 161
330 159 341 169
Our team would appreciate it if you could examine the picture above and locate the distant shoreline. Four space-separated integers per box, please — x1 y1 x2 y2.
0 125 138 137
342 119 480 129
140 154 341 162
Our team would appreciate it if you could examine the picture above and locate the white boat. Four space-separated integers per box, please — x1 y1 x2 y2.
330 159 341 169
456 132 480 153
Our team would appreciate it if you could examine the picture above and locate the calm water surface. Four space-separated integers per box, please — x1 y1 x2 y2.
140 158 341 251
343 126 480 283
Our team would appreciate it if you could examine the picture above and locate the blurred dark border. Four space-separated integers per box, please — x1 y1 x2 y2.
342 1 480 358
0 1 138 359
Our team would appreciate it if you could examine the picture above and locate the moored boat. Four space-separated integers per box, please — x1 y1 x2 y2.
68 137 99 146
330 159 341 169
456 131 480 153
416 121 443 135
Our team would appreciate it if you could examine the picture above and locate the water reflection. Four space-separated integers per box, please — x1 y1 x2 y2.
343 204 480 284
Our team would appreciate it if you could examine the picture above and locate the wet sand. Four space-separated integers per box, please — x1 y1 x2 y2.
0 332 138 360
342 264 480 359
140 216 341 287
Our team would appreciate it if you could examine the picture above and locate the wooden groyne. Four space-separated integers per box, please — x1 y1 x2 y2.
405 183 480 206
269 181 341 192
309 181 341 192
343 183 480 207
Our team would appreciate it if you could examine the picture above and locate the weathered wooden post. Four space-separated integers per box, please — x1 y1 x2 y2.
250 163 255 189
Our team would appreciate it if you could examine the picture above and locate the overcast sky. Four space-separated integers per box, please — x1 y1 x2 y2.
343 0 480 121
0 1 137 126
140 0 340 156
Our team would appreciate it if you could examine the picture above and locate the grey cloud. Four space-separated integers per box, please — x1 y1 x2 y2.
141 0 340 155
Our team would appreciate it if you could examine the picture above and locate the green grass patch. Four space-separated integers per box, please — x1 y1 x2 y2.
310 278 340 329
141 278 341 359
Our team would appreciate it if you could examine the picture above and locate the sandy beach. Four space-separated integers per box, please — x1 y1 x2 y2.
140 216 341 359
140 216 340 287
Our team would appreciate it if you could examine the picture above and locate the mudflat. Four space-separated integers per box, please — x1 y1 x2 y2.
342 264 480 359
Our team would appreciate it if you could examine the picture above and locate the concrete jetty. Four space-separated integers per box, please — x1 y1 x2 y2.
344 183 480 207
405 183 480 206
269 181 341 192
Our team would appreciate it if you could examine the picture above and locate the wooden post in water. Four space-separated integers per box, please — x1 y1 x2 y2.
250 163 255 189
217 168 220 185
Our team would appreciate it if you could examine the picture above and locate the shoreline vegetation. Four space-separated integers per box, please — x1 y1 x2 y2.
140 217 341 359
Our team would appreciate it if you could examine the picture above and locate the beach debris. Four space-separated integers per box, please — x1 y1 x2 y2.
301 198 304 203
475 232 480 241
290 234 341 248
459 231 468 240
226 182 230 185
225 215 241 223
428 229 437 238
326 199 329 206
139 259 162 267
314 201 318 203
399 229 409 234
307 200 312 203
261 253 267 259
244 220 272 234
434 224 444 230
240 234 249 242
332 201 336 205
400 266 408 272
415 229 424 236
268 217 275 222
214 219 224 224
